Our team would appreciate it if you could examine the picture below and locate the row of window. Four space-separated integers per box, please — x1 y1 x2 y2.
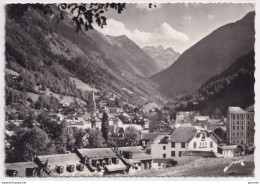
232 139 245 144
163 151 183 158
232 125 244 130
171 142 185 148
232 121 251 126
232 114 250 120
193 141 213 149
232 132 250 137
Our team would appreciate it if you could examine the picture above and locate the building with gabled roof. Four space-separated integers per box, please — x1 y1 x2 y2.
118 146 153 173
36 153 92 177
150 126 222 164
5 153 93 177
5 162 38 177
75 147 127 175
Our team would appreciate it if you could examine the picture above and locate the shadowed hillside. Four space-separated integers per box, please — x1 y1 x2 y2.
151 12 255 96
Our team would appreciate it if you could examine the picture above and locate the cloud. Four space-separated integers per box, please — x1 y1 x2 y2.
207 15 216 19
94 19 189 52
135 3 162 11
94 19 132 38
183 16 192 21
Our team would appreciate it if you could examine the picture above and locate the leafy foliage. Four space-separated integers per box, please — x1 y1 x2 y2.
124 127 140 146
101 112 110 141
88 129 107 148
7 127 55 162
7 3 126 32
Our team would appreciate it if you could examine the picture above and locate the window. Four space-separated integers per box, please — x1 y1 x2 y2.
247 114 250 119
237 132 239 137
233 114 235 119
233 140 235 144
193 142 197 149
171 142 175 148
163 154 166 158
241 140 244 144
241 126 244 130
179 151 183 157
181 142 185 148
233 132 235 137
210 141 213 148
237 126 239 130
248 132 250 137
241 114 244 120
237 140 239 144
237 121 239 125
241 132 244 137
163 146 166 150
237 114 239 119
171 151 175 157
233 126 235 130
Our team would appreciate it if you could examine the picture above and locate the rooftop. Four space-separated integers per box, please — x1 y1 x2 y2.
141 132 169 140
245 105 254 112
221 145 238 150
228 107 246 113
170 126 197 143
77 148 117 159
182 150 217 157
5 162 37 177
37 153 82 167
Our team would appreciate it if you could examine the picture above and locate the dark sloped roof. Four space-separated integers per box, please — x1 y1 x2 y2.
144 139 154 150
141 132 169 140
153 158 176 163
170 126 197 143
118 146 152 161
245 105 254 112
77 148 117 159
182 150 217 157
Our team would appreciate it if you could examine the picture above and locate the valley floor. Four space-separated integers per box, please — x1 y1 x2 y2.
127 154 254 177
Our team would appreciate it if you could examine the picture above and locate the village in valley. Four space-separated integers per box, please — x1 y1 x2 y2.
5 85 255 177
4 3 255 178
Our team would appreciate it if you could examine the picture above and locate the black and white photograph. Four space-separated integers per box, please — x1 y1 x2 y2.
2 2 257 178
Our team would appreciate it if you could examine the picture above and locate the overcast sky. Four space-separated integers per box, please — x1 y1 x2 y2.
94 3 254 53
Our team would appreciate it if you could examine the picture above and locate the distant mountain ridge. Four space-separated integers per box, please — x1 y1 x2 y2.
105 35 160 77
143 45 180 71
151 11 255 96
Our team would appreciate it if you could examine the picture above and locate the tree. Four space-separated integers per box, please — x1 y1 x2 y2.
7 3 156 33
8 127 55 162
101 112 110 141
7 3 126 32
73 128 88 149
124 127 140 146
88 130 107 148
22 111 36 128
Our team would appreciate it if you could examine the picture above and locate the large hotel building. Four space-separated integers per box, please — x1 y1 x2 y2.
226 105 254 145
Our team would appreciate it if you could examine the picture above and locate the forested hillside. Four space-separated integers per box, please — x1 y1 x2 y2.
5 5 164 117
197 50 255 115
